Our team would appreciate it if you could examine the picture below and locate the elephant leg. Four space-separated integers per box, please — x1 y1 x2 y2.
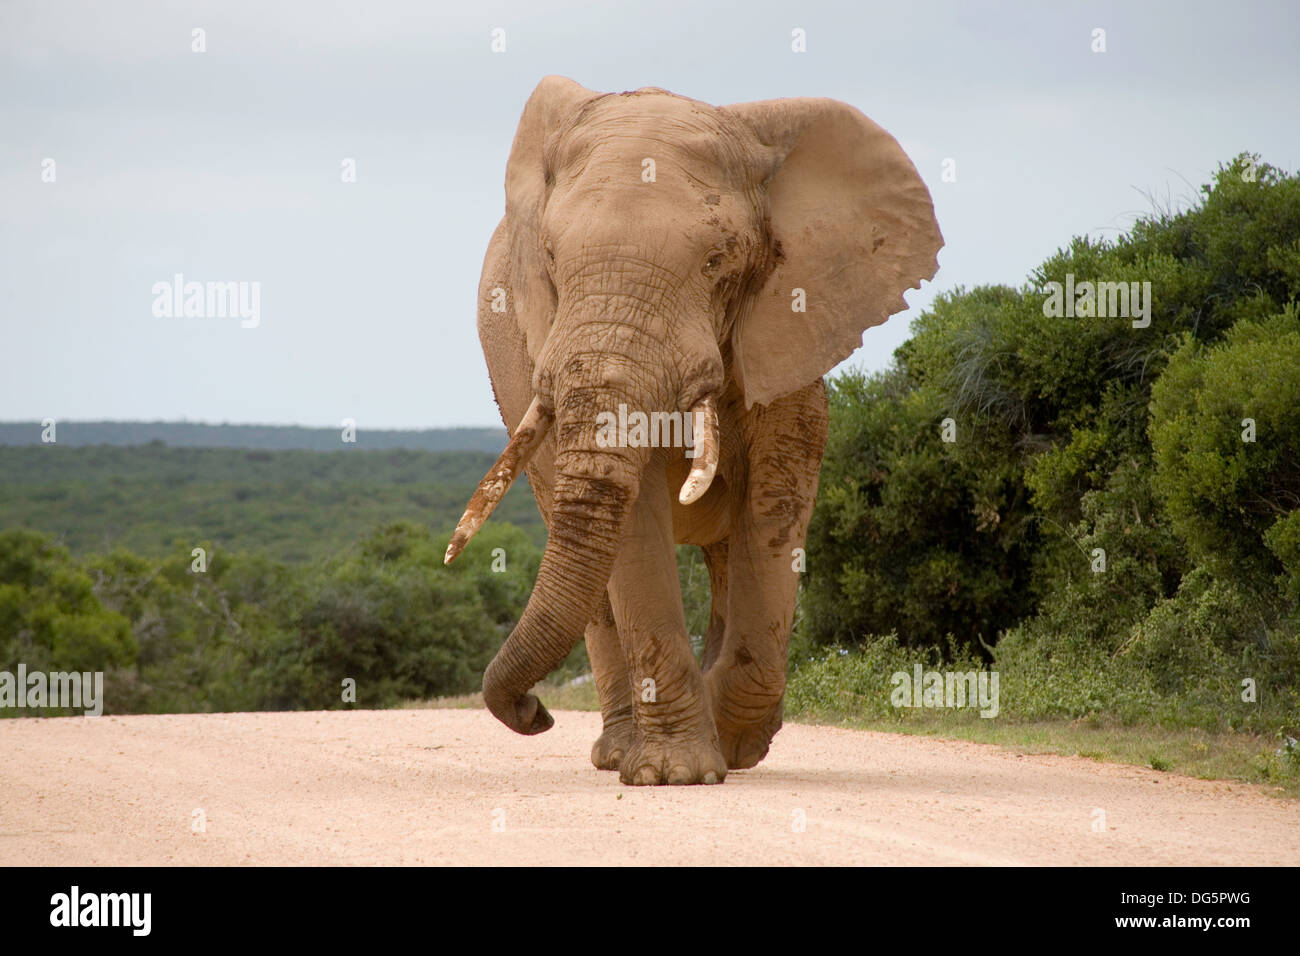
705 381 828 769
607 454 727 786
586 592 634 770
700 540 729 672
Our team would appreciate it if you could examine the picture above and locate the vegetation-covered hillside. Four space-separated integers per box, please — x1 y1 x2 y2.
794 154 1300 742
0 444 544 561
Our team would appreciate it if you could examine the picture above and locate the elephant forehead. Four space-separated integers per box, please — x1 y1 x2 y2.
554 98 755 187
547 144 761 243
546 178 751 260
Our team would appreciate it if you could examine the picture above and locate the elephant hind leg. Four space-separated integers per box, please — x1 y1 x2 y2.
699 541 729 672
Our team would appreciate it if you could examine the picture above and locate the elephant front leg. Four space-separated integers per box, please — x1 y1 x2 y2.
586 593 634 770
706 382 827 769
703 536 795 770
608 454 727 786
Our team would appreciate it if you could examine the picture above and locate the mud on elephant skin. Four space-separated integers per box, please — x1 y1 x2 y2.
444 76 942 785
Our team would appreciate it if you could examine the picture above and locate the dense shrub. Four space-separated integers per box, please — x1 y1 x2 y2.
0 520 541 715
268 521 541 709
802 367 1037 651
795 155 1300 736
1149 308 1300 596
0 530 137 676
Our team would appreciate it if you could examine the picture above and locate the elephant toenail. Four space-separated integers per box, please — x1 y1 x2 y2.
703 770 718 784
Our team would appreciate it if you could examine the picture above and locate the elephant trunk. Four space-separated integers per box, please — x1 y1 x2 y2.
474 284 724 734
481 391 647 735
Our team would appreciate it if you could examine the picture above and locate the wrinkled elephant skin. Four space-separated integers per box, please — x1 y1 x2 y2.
446 77 943 785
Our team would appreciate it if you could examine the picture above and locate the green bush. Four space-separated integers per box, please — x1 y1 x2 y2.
794 154 1300 740
787 633 979 723
1149 307 1300 595
0 530 136 679
801 367 1037 652
270 521 542 709
0 521 543 715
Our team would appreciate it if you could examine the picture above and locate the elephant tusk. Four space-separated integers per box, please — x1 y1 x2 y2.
678 396 719 505
445 396 553 565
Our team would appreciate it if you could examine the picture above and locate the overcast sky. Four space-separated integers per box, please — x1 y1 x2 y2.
2 0 1297 429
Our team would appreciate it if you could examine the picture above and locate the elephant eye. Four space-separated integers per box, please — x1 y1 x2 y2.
702 253 724 275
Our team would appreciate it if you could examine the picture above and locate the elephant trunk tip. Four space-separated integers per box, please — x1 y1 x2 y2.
484 684 555 736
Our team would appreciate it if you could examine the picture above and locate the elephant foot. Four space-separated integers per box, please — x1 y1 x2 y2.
715 703 784 770
590 719 634 771
618 733 728 786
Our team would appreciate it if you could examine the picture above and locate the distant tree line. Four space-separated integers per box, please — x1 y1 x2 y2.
0 420 508 453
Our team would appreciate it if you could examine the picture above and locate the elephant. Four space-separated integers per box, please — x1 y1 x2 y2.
444 76 942 785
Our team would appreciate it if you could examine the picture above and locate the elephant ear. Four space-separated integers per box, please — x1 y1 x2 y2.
503 75 599 365
724 98 943 408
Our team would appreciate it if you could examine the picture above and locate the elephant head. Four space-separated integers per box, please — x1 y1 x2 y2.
446 76 942 735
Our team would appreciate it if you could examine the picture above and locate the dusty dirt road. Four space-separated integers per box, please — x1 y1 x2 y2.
2 709 1296 866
